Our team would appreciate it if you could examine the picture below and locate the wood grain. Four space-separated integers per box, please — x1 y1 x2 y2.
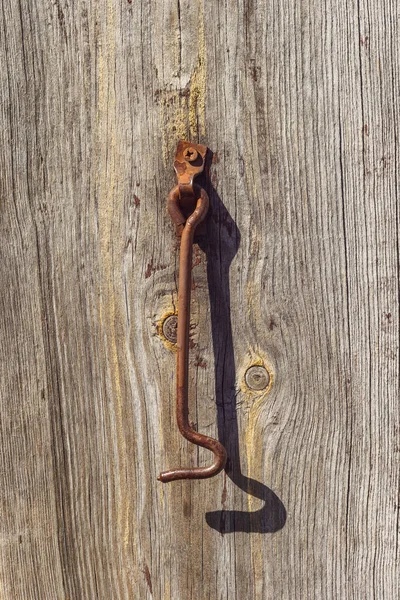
0 0 399 598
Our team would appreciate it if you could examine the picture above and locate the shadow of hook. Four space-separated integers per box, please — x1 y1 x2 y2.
198 150 287 534
205 470 286 534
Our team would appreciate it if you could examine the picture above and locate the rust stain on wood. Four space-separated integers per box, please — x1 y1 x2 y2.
142 563 153 595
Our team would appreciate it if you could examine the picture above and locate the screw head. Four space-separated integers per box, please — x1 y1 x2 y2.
245 365 270 391
162 314 178 344
183 147 198 162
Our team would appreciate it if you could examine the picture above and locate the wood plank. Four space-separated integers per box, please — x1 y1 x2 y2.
0 0 399 598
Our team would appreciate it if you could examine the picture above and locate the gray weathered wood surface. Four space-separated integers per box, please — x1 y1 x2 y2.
1 0 399 598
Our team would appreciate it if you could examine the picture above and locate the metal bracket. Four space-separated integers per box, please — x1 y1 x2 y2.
168 140 208 237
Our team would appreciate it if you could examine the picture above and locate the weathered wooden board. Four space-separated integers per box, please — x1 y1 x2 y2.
1 0 399 598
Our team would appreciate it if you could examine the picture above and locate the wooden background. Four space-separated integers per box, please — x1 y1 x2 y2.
1 0 399 598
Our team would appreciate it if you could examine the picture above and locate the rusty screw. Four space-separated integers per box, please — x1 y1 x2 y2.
162 314 178 344
183 147 198 162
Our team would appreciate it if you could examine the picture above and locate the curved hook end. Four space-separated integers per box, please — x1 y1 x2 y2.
158 441 227 483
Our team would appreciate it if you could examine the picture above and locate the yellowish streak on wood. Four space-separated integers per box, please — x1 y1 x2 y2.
164 580 171 600
160 93 188 166
241 350 273 577
239 350 273 513
160 0 207 165
189 0 206 140
96 0 132 572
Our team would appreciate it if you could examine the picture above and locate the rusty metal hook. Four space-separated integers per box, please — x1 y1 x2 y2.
158 141 227 483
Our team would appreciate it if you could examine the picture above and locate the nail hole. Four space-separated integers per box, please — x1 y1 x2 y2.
245 365 270 391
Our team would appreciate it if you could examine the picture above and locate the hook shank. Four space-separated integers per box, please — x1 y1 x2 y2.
159 168 227 482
